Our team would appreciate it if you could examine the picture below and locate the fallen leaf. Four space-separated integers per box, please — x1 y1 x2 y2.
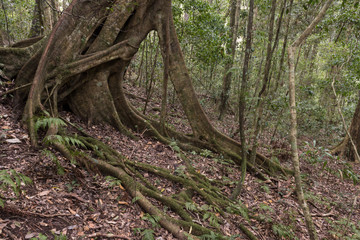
38 190 51 196
6 138 21 143
118 201 128 205
25 232 38 239
68 208 77 215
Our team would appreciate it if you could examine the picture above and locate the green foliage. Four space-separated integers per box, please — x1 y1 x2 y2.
0 0 35 41
0 169 32 207
203 211 220 228
301 140 330 166
259 203 273 212
272 224 296 239
200 149 212 158
169 141 181 153
43 135 86 148
53 233 67 240
329 217 360 240
226 202 249 220
105 176 122 188
133 228 155 240
174 164 186 177
41 149 65 175
30 232 67 240
132 196 141 203
35 117 67 133
35 117 85 148
199 231 219 240
65 180 79 192
173 0 227 66
302 141 360 185
185 202 197 211
199 204 220 227
338 162 360 185
30 233 48 240
142 213 160 229
260 185 270 194
140 229 155 240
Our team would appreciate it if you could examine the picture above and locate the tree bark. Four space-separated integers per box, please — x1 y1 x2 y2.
218 0 240 120
231 0 254 200
287 0 334 239
1 0 290 181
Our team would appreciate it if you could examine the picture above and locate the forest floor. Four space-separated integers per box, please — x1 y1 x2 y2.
0 80 360 240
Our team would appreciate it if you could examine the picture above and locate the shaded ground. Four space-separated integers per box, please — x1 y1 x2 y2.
0 80 360 239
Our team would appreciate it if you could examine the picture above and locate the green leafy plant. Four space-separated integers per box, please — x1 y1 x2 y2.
105 176 122 188
185 202 197 211
259 203 274 212
203 211 219 228
30 233 47 240
41 149 65 175
339 162 360 185
43 135 86 148
200 205 220 227
329 217 360 240
226 202 249 220
272 224 296 239
142 213 160 229
0 169 32 207
133 228 155 240
260 185 270 194
35 117 67 133
132 196 141 203
174 165 186 177
65 180 79 192
200 149 212 158
169 141 181 153
199 231 219 240
53 232 67 240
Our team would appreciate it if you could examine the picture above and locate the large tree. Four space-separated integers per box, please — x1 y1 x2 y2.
1 0 288 175
0 0 292 238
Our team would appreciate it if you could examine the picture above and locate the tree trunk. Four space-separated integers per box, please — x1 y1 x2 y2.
231 0 255 200
332 93 360 162
287 0 334 239
0 0 290 180
218 0 240 120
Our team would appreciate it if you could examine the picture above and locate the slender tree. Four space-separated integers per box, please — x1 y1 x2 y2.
231 0 254 200
287 0 334 239
218 0 240 120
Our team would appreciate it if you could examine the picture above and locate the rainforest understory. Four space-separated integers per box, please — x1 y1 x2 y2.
1 0 359 239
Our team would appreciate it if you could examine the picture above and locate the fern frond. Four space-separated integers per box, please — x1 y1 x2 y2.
35 117 67 133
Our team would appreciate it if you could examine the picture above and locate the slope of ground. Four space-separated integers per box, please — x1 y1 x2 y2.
0 81 360 240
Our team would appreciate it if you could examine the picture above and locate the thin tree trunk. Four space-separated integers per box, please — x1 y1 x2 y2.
275 0 293 90
231 0 255 200
218 0 240 120
249 0 277 164
287 1 333 239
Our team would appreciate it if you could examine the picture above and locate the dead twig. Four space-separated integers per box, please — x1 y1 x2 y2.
0 83 32 98
87 233 131 239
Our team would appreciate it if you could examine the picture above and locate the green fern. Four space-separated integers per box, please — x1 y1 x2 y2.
185 202 197 211
142 213 160 229
43 135 86 148
35 117 67 133
41 149 65 175
140 229 155 240
0 169 32 207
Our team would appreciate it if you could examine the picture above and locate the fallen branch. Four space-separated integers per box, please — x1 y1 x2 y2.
0 83 32 98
